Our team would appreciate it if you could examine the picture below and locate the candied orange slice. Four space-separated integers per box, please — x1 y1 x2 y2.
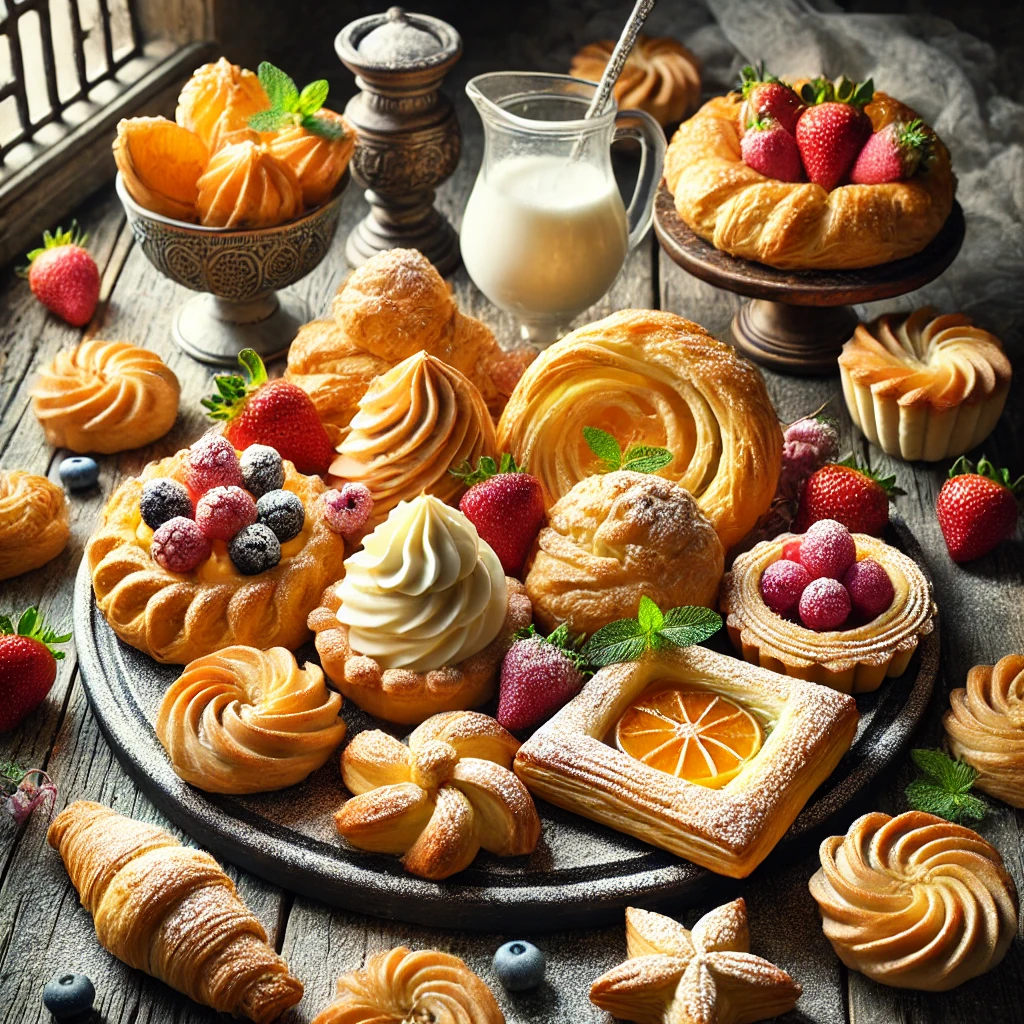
615 687 763 788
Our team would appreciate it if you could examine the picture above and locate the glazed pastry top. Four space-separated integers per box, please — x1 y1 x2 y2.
196 140 303 228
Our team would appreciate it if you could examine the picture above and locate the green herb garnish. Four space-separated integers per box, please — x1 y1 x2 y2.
247 62 344 140
905 748 987 824
582 426 673 476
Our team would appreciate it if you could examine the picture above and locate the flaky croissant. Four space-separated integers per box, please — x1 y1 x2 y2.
48 801 303 1022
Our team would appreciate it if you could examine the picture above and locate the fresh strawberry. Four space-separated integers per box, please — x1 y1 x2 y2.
497 624 588 732
796 455 903 536
451 453 546 577
795 76 874 191
19 223 100 327
738 63 804 136
0 608 71 732
740 116 804 182
202 349 334 476
936 456 1022 563
849 118 931 185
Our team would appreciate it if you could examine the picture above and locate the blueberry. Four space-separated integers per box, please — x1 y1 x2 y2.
140 477 194 530
42 972 95 1018
229 522 281 575
58 457 98 492
256 489 305 543
240 444 285 498
493 940 545 991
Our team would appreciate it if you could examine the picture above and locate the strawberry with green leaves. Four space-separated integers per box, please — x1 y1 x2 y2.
0 608 71 732
247 62 346 140
738 64 805 136
796 455 903 536
19 222 100 327
850 118 931 185
936 456 1021 563
741 116 804 182
795 76 874 191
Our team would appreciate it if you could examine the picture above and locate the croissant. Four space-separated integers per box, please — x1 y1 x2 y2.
0 470 69 580
48 801 303 1022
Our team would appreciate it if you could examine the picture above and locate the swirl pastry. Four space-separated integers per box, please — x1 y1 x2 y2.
267 109 355 207
155 646 346 794
809 811 1019 991
176 57 269 154
310 946 505 1024
665 92 955 270
310 495 531 723
497 310 782 550
721 531 935 693
31 340 180 454
335 711 539 880
839 309 1011 462
196 140 303 229
87 450 346 664
944 654 1024 807
0 470 69 580
328 351 497 520
570 35 702 127
526 471 724 635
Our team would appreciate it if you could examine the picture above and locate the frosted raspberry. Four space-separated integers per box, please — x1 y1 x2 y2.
185 434 242 497
800 519 856 580
151 517 211 574
782 539 803 563
195 485 257 540
323 483 373 536
843 558 895 619
799 577 852 631
784 416 840 461
780 439 822 493
760 559 813 615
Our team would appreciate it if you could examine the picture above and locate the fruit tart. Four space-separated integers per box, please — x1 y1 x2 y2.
87 437 346 664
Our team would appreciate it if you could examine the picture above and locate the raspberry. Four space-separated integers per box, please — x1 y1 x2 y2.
228 522 281 575
780 439 822 494
760 559 813 615
195 485 257 541
323 483 374 536
140 478 193 530
800 519 856 580
185 434 242 497
150 517 211 574
240 444 285 498
256 489 305 542
843 558 895 619
798 577 852 631
782 539 803 563
784 417 839 462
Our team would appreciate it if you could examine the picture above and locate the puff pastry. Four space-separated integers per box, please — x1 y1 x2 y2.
155 645 346 793
514 644 858 877
266 108 355 206
497 310 782 550
31 340 180 454
176 57 269 154
839 309 1011 461
196 140 303 228
944 654 1024 807
809 810 1019 991
721 531 936 693
335 711 540 880
526 470 723 635
665 92 955 270
0 470 69 580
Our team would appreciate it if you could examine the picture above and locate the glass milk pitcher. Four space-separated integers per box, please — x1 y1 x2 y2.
460 72 666 347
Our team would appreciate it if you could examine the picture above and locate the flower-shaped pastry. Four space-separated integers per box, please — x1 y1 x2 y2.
196 140 304 228
155 646 346 794
267 109 355 207
809 811 1019 991
176 57 270 153
0 470 69 580
590 900 801 1024
334 711 540 880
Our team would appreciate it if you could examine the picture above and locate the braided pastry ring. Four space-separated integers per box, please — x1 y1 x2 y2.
0 470 69 580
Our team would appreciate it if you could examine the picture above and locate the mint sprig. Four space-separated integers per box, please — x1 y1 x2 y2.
247 62 345 140
905 748 987 825
582 427 673 476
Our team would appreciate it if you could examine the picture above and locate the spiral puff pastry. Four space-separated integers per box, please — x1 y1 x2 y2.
31 340 180 454
156 646 346 794
809 811 1019 991
0 470 69 580
497 310 782 550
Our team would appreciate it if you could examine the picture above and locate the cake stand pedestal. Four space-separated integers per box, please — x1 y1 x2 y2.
653 184 965 375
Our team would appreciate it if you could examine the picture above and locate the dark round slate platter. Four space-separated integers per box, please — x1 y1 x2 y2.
73 512 939 931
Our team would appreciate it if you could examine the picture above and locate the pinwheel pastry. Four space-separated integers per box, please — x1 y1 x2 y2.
335 710 540 880
526 470 724 636
497 309 782 550
267 108 355 206
809 810 1019 991
155 646 346 794
514 644 858 878
196 140 304 228
590 901 801 1024
31 340 180 454
839 309 1011 462
176 57 270 154
310 946 505 1024
721 531 935 693
310 495 531 724
49 801 303 1023
944 654 1024 807
0 470 69 580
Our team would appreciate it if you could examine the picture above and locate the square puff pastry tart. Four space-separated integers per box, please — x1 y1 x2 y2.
514 645 859 878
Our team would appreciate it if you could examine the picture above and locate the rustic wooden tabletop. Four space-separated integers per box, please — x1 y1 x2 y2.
1 15 1023 1024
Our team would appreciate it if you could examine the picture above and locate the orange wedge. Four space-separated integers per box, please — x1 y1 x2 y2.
615 687 763 788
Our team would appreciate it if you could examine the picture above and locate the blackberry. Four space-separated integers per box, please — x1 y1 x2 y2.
240 444 285 498
140 478 194 529
228 522 281 575
257 489 305 542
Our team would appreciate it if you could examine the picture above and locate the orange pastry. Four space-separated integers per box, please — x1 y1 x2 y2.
267 108 355 206
176 57 270 154
0 470 69 580
196 141 304 229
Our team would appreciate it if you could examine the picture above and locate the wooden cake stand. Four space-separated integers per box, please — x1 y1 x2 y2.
654 183 965 375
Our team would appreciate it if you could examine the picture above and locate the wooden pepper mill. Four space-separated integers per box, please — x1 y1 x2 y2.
335 6 463 273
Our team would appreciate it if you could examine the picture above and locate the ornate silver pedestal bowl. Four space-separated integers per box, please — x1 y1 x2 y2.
116 173 347 367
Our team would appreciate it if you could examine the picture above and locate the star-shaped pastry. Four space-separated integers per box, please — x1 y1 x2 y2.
589 899 801 1024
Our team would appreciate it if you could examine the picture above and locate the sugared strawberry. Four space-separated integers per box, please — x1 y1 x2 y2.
843 558 894 619
795 76 874 191
760 559 812 615
738 64 804 136
19 223 100 327
796 455 902 536
195 485 257 540
185 434 243 497
151 517 212 573
203 350 334 476
323 483 374 537
850 119 931 185
800 518 857 580
0 608 71 731
936 456 1022 563
497 624 587 732
741 116 804 182
452 454 546 577
799 577 851 631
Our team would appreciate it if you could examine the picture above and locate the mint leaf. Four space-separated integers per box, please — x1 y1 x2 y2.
258 62 299 112
905 748 988 825
583 618 647 668
302 114 345 141
636 596 663 634
911 748 977 790
583 426 622 472
658 606 723 649
622 445 673 475
298 79 329 116
248 109 296 132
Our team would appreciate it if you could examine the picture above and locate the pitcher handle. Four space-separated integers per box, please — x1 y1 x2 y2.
613 110 667 251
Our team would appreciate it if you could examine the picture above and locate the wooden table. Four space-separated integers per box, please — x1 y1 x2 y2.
2 34 1023 1024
